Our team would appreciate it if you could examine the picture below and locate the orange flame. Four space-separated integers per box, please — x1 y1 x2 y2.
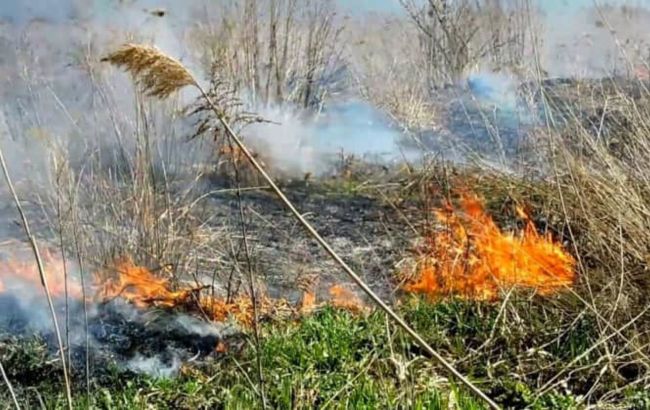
405 193 576 300
95 258 193 308
1 248 373 326
94 257 286 327
299 290 317 315
217 145 266 169
0 247 329 327
329 284 366 314
0 247 83 299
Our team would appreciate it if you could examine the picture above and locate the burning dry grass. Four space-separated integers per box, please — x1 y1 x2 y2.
96 257 194 309
328 284 367 314
0 249 292 329
0 246 82 298
99 42 506 408
2 17 649 407
405 192 576 301
93 257 368 328
387 153 650 404
95 257 290 327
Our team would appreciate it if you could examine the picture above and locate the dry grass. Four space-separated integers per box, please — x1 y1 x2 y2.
388 75 650 405
188 0 345 108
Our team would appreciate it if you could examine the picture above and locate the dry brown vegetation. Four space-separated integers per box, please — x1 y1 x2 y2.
0 1 650 409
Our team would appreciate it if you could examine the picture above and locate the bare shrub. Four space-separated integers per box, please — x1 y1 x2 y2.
189 0 345 108
399 0 535 85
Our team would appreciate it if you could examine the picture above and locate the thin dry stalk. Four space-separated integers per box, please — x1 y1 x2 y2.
103 43 501 410
0 147 73 410
535 304 650 400
54 169 72 374
71 198 91 400
0 360 20 409
229 136 268 408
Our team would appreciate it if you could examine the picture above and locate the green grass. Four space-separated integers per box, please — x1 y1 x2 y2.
1 305 481 409
0 298 643 409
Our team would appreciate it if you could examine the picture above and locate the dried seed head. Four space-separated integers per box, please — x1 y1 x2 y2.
101 43 195 99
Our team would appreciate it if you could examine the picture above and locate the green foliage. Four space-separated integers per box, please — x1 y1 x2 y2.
401 297 497 351
0 301 644 409
627 390 650 410
0 307 485 409
1 335 61 383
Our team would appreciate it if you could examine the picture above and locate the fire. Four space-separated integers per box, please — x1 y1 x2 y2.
298 290 317 315
95 258 193 308
1 247 371 328
94 257 286 327
0 248 370 328
329 285 366 314
297 285 367 315
217 144 266 169
405 193 576 300
0 246 83 299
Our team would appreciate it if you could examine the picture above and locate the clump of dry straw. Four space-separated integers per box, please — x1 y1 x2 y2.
101 43 195 98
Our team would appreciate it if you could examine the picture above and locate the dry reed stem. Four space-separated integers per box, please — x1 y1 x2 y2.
232 153 269 409
0 148 72 409
102 42 501 410
535 304 650 399
0 360 20 409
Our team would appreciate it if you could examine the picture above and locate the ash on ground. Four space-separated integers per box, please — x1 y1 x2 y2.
0 293 242 380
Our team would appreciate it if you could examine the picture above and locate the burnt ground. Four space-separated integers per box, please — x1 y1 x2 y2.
205 180 415 304
0 177 418 381
0 168 421 380
0 293 244 383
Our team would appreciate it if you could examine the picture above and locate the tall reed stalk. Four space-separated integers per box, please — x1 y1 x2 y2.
0 147 72 410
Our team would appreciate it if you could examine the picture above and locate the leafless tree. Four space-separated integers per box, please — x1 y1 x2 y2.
400 0 533 85
190 0 344 108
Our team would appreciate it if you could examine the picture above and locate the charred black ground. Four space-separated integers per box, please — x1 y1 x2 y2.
205 180 413 301
0 294 242 383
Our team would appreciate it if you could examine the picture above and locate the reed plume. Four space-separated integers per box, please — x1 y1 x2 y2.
101 43 500 410
101 43 195 98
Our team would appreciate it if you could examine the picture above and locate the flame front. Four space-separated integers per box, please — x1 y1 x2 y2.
95 258 192 308
94 257 284 327
405 193 576 300
0 247 83 299
0 248 369 328
329 285 366 313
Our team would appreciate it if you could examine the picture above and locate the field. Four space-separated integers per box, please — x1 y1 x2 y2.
0 1 649 409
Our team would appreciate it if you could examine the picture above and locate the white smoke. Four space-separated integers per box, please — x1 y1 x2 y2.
244 105 326 176
127 353 182 378
245 100 410 176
